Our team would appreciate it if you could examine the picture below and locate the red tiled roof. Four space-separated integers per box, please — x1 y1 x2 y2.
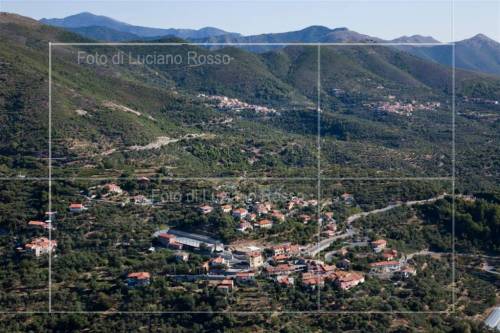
28 220 46 226
128 272 150 280
369 260 400 267
302 276 324 285
69 203 84 209
25 237 57 249
382 249 398 258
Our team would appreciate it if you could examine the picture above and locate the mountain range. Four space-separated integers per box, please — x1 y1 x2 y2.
1 11 499 186
40 11 239 39
38 12 500 77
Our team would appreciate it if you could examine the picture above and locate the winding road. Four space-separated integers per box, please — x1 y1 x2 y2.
303 193 448 257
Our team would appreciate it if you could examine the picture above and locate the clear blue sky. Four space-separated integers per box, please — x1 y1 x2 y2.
1 0 499 42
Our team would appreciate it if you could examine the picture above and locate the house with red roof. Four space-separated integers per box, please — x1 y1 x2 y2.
334 271 365 290
158 233 183 250
232 208 248 219
370 239 387 253
254 203 269 215
221 204 232 213
69 203 85 213
301 273 324 289
397 266 417 279
28 220 52 230
255 219 273 229
369 260 402 273
237 221 253 232
127 272 151 287
271 244 300 256
104 183 123 194
382 249 398 260
25 237 57 257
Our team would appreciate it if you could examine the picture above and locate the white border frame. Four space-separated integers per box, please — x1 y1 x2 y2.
40 40 457 315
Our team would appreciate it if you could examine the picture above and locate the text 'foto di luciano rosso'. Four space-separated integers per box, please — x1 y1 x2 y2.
77 51 233 66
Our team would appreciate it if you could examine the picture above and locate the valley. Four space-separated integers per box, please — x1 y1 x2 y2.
0 10 499 333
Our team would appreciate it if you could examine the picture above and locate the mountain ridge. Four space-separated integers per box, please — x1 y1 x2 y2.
37 12 500 76
40 11 239 39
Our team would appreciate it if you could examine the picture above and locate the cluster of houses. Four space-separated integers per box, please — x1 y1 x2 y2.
22 212 57 257
152 225 418 292
367 239 416 278
24 237 57 257
198 94 277 115
22 181 148 259
198 191 340 235
369 99 441 116
261 247 365 290
67 180 155 213
154 228 367 292
31 181 416 296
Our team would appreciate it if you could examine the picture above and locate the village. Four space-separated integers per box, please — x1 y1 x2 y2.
19 180 425 296
198 93 278 114
369 98 441 116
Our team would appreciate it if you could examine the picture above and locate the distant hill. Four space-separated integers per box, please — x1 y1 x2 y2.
390 35 441 44
397 34 500 76
201 26 381 44
40 12 239 39
67 26 143 41
195 26 383 52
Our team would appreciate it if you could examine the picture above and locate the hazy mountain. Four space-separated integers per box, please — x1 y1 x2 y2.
398 34 500 76
39 12 500 76
40 11 238 39
67 25 143 41
194 26 383 52
391 35 441 43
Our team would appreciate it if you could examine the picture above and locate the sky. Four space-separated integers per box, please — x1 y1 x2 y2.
1 0 499 42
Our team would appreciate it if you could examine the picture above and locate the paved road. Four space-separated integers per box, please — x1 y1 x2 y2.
304 193 448 257
303 228 355 256
346 194 447 224
324 241 368 261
